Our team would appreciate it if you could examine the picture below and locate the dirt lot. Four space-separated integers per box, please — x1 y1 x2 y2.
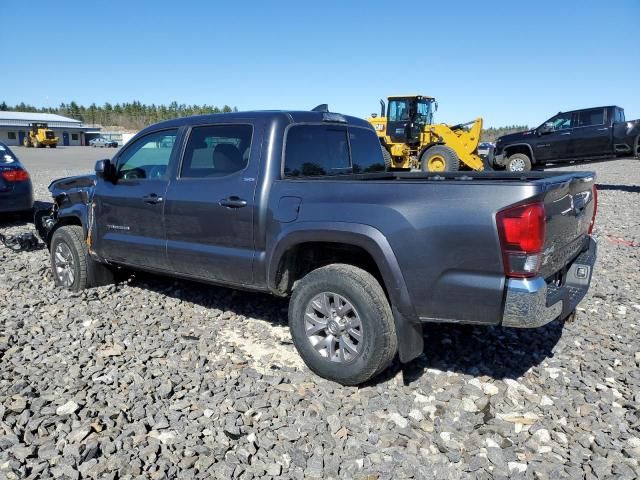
1 148 639 479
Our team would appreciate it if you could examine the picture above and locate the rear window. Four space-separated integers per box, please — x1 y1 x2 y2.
284 124 384 177
577 108 605 127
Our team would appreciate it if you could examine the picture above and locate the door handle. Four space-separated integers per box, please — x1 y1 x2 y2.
560 132 571 136
597 128 609 131
219 196 247 208
142 193 164 204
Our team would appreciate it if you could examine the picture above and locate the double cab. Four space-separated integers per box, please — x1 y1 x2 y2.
493 105 640 171
39 108 598 384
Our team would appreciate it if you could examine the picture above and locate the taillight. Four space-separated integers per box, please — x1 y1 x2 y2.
0 168 30 182
496 202 545 278
588 185 597 234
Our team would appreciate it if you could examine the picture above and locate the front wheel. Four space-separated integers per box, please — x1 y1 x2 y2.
50 225 114 291
420 145 460 172
289 264 397 385
506 153 532 172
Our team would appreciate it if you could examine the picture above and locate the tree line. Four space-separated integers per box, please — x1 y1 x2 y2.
481 125 529 142
0 100 527 138
0 101 238 130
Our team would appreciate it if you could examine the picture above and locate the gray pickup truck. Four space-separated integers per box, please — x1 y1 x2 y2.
38 108 598 385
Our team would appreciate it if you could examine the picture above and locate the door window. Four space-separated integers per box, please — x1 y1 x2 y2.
180 125 252 178
116 129 178 181
388 100 410 122
550 113 574 131
577 108 605 127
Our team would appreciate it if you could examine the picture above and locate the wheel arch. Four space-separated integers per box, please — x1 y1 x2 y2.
267 222 423 363
503 143 536 164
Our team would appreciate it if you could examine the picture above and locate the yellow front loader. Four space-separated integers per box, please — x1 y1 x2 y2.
368 95 485 172
23 123 58 148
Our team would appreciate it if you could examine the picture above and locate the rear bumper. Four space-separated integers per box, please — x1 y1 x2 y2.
502 237 597 328
0 182 33 213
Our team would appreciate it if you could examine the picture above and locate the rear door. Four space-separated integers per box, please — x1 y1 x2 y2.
535 112 575 162
93 128 179 269
571 108 611 156
164 121 262 285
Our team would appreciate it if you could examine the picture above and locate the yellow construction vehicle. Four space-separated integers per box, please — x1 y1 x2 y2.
368 95 485 172
23 123 58 148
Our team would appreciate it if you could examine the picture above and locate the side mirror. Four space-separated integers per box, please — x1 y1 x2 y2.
95 159 114 182
538 123 553 135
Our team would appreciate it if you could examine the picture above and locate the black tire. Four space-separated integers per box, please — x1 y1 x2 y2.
381 146 393 170
51 144 56 148
506 153 532 172
289 264 397 385
420 145 460 172
50 225 113 291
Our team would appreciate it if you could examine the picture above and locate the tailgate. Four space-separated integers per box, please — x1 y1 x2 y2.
539 174 596 278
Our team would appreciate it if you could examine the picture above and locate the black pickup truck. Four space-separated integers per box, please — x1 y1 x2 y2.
38 109 598 385
493 105 640 171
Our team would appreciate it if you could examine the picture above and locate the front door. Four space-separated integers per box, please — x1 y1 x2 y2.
63 132 69 146
386 98 413 143
18 131 25 145
535 112 575 162
572 108 610 157
164 122 260 285
93 128 179 270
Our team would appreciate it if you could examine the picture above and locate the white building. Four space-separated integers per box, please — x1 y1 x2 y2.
0 112 100 146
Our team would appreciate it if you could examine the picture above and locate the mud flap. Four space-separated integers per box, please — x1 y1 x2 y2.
392 306 424 363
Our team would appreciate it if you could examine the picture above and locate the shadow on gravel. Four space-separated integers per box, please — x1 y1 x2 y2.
535 156 621 170
127 271 290 326
126 270 565 386
0 212 32 228
595 183 640 193
376 320 565 386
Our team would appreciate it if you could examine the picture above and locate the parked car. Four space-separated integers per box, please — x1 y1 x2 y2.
89 137 118 148
477 142 494 157
0 142 33 214
493 105 640 171
37 109 598 385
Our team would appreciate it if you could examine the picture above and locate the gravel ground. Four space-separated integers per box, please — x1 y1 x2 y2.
1 149 639 479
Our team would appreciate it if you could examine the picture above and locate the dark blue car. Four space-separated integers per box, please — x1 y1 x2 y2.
0 142 33 214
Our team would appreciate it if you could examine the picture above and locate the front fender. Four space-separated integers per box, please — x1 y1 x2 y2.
267 222 424 363
504 143 536 163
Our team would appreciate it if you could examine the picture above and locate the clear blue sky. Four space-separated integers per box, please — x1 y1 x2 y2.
3 0 638 127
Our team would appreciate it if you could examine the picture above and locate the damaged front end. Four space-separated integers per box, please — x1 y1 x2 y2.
34 174 96 247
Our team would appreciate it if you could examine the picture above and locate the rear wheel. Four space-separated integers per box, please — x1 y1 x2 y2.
34 139 40 148
420 145 460 172
289 264 397 385
381 146 392 170
506 153 532 172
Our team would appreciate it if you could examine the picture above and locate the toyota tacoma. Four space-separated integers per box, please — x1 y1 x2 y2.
37 108 598 385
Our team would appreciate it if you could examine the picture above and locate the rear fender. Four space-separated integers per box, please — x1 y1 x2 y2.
268 222 424 363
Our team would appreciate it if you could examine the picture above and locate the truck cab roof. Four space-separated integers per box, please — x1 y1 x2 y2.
138 110 373 136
